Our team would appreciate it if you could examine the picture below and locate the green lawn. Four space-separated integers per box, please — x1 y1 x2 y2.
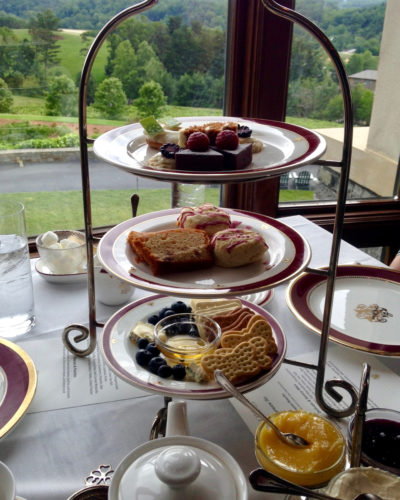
1 188 312 237
13 29 108 84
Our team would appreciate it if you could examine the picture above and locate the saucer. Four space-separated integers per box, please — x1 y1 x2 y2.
35 259 87 284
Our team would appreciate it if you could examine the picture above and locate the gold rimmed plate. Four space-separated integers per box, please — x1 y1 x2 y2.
286 265 400 356
0 339 37 439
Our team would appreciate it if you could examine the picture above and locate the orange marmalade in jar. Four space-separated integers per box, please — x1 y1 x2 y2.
255 410 346 487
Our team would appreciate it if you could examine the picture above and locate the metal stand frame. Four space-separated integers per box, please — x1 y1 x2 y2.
62 0 369 455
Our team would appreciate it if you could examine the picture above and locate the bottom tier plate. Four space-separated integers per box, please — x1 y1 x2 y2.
101 295 286 400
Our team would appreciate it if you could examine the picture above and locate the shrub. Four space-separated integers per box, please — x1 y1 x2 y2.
93 77 127 119
134 80 166 118
0 78 13 112
45 75 77 116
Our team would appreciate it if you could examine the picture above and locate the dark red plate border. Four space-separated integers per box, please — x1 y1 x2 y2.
287 265 400 356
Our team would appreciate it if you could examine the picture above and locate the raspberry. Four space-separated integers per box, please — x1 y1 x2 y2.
215 130 239 150
187 132 210 151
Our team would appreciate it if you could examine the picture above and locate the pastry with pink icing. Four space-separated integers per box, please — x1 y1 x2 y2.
177 203 231 236
211 228 268 267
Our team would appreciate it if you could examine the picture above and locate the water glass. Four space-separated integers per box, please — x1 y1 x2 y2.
0 200 35 337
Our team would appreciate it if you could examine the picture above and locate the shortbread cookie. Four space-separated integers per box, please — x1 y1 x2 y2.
248 336 273 370
221 317 277 355
201 341 262 383
221 310 254 333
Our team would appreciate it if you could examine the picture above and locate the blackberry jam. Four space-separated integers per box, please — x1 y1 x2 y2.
362 418 400 470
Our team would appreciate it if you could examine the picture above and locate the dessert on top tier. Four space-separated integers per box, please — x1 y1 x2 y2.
211 227 268 267
177 203 232 236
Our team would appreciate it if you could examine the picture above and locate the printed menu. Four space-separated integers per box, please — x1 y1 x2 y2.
230 344 400 434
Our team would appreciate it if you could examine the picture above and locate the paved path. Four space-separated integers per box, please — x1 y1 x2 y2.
0 159 169 193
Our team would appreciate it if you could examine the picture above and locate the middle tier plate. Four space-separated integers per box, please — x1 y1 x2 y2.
97 208 311 297
101 295 287 399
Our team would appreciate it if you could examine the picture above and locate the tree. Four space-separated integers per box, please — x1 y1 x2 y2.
29 9 60 85
93 77 127 119
0 78 13 112
134 80 166 118
45 75 77 116
112 40 141 100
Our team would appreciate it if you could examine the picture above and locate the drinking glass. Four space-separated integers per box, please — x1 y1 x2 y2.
0 200 35 337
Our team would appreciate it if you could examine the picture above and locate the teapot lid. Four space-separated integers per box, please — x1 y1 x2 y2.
108 435 247 500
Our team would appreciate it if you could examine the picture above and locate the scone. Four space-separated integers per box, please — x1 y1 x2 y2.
211 228 268 268
177 204 231 236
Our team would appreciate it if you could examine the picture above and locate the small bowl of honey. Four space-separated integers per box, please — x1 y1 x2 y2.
154 312 221 364
254 410 346 488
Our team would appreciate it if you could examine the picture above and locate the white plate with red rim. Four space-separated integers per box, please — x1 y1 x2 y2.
93 116 326 183
286 265 400 356
0 339 37 440
101 294 287 399
97 208 311 298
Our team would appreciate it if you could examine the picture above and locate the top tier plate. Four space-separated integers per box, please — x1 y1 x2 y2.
93 116 326 183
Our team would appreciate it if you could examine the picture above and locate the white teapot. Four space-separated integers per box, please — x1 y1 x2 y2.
108 400 248 500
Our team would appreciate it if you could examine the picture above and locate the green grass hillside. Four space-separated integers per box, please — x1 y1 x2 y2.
13 29 108 83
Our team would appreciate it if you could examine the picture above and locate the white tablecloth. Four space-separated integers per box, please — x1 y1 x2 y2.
1 216 398 499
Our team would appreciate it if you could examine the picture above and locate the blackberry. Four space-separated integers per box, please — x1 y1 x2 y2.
237 125 252 138
160 142 181 159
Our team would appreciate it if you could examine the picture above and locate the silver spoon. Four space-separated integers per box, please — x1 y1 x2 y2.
214 370 309 447
249 468 383 500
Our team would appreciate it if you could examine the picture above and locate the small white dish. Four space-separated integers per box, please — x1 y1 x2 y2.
94 265 135 306
35 259 87 284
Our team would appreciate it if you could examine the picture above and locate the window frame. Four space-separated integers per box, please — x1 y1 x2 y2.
224 0 400 263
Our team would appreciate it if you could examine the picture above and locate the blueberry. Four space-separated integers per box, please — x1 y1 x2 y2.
160 308 175 319
166 325 178 337
157 307 170 318
137 338 150 350
146 342 160 356
171 364 186 380
157 364 172 378
135 349 153 367
148 356 166 374
171 301 187 313
148 314 159 325
188 325 200 337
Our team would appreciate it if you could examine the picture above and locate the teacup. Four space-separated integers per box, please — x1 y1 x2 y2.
0 462 25 500
94 258 134 306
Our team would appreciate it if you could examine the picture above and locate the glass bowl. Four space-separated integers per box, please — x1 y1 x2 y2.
36 229 86 274
324 466 400 499
348 407 400 475
154 313 221 364
255 410 346 488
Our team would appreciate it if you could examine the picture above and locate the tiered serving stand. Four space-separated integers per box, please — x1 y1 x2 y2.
62 0 369 467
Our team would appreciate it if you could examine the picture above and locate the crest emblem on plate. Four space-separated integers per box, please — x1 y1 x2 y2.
354 304 393 323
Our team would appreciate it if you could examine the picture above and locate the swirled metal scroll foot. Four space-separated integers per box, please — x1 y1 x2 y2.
62 323 101 357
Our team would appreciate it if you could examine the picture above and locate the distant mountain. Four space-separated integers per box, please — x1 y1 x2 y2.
0 0 227 30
